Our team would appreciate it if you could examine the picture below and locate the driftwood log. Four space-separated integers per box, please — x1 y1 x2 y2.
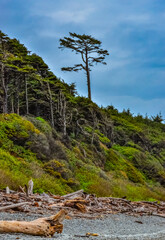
0 209 66 237
64 199 88 212
28 179 33 195
0 202 31 211
63 189 84 199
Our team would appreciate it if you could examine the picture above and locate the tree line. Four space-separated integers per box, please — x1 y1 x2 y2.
0 30 78 135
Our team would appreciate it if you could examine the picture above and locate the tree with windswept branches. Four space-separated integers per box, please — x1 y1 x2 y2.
59 33 109 100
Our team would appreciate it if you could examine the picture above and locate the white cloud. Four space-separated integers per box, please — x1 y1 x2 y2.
31 1 95 24
122 14 151 25
45 8 95 24
38 30 62 39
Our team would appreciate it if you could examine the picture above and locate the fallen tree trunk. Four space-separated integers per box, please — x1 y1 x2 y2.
0 209 66 237
0 202 30 211
63 189 84 199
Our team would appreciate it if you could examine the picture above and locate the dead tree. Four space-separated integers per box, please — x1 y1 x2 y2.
0 62 8 113
57 91 72 137
25 73 29 115
47 81 55 128
28 179 33 195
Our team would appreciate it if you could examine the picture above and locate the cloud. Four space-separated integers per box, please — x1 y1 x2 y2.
31 1 96 24
44 8 95 24
123 14 151 24
38 30 62 39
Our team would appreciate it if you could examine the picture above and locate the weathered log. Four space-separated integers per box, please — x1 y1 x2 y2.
0 202 30 211
63 189 84 199
64 199 88 205
0 209 66 237
76 203 86 212
28 179 33 195
6 186 10 194
19 186 26 195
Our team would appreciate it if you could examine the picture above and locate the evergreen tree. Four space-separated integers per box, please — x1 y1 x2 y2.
151 112 164 123
59 33 109 100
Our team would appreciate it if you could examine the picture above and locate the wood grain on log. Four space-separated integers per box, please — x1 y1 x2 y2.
0 209 66 237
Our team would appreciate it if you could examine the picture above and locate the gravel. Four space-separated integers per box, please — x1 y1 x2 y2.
0 212 165 240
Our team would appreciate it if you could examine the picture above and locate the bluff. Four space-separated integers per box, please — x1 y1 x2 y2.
0 31 165 201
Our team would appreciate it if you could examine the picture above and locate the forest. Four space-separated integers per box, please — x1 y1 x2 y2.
0 30 165 201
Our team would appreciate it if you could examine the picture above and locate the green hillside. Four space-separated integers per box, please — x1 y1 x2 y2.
0 31 165 201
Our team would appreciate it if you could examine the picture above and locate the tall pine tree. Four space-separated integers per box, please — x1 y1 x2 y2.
59 33 109 100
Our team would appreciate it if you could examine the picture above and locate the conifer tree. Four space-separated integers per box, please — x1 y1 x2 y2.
59 33 109 100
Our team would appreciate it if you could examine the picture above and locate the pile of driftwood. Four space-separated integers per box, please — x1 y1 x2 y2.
0 188 165 236
0 189 165 218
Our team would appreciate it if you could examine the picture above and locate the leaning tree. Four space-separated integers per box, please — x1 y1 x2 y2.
59 33 109 100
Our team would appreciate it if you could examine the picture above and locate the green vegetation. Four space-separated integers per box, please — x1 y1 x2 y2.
0 31 165 201
0 114 70 194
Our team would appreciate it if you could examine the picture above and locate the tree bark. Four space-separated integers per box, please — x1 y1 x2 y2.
28 179 33 195
58 91 67 136
25 73 29 115
11 95 14 113
0 202 30 211
0 209 66 237
63 98 67 136
47 82 54 128
85 48 91 100
17 95 20 115
16 76 20 115
63 189 84 199
1 63 8 113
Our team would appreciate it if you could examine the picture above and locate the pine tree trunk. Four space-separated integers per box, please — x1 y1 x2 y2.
25 73 29 115
1 63 8 113
63 99 67 136
85 48 91 100
11 96 14 113
47 82 54 128
16 76 20 115
58 92 67 136
16 89 20 115
17 97 20 115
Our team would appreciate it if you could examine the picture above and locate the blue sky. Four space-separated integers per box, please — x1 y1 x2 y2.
1 0 165 118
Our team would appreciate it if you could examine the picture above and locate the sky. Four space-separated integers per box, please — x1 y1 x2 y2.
0 0 165 119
